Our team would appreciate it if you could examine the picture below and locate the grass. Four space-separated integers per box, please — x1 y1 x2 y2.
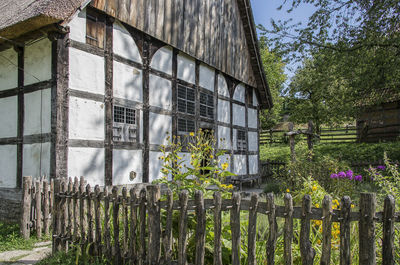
0 222 51 252
260 141 400 164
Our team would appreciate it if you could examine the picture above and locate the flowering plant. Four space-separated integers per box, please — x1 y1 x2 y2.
154 130 235 198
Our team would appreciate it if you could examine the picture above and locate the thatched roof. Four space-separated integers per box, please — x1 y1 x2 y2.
0 0 86 42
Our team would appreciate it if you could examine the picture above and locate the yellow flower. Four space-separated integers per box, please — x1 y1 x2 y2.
312 186 317 191
317 240 321 245
159 156 165 160
315 203 320 208
227 184 233 189
351 204 355 208
189 132 194 136
221 163 229 170
286 189 290 193
333 199 339 205
315 220 322 226
210 155 214 159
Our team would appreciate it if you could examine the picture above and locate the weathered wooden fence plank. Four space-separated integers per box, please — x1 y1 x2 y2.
60 180 68 251
139 188 147 265
213 191 223 265
359 193 376 265
35 180 42 238
86 184 94 251
21 176 32 239
94 185 102 257
122 187 129 260
195 190 205 265
72 177 79 241
147 185 161 264
382 195 395 265
79 177 86 245
300 195 315 265
52 178 61 253
284 193 293 265
247 193 258 265
163 188 173 264
67 178 73 240
43 180 50 236
129 187 138 264
321 195 332 265
340 196 351 265
112 187 121 264
231 192 241 265
178 190 189 265
103 188 112 260
267 193 277 265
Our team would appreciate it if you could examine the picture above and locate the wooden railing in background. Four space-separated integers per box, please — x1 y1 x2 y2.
52 177 398 264
20 176 54 239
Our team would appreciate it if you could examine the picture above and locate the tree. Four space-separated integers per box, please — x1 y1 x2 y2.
261 0 400 125
259 37 287 129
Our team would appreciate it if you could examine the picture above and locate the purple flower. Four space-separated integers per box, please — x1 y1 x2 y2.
377 165 386 171
354 175 362 181
346 170 353 179
368 167 375 171
330 173 338 179
338 171 346 178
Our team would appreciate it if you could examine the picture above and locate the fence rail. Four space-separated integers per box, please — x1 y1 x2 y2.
20 176 54 239
52 177 398 264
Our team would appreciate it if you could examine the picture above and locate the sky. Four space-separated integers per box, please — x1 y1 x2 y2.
249 0 316 79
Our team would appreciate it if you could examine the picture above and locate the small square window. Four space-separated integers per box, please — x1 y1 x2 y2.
177 85 195 115
114 106 125 123
200 92 214 119
113 105 138 142
237 130 247 151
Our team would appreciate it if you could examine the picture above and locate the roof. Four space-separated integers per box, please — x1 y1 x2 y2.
0 0 85 42
0 0 272 108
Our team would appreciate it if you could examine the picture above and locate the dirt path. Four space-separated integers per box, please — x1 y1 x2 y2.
0 242 51 265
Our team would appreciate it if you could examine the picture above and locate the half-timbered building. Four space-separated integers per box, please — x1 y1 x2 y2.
0 0 272 218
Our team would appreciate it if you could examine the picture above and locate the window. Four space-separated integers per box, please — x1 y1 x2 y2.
177 85 195 115
86 9 105 48
113 105 138 142
200 92 214 119
178 118 195 134
237 130 247 151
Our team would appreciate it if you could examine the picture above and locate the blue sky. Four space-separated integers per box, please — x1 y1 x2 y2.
250 0 316 78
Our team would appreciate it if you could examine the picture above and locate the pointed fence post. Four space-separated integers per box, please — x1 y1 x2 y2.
21 176 32 239
284 193 293 265
247 193 258 265
178 190 189 265
359 193 376 265
266 193 277 265
321 195 332 265
147 185 161 265
231 192 241 265
340 196 351 265
300 195 315 265
213 192 223 265
195 190 206 265
382 195 395 265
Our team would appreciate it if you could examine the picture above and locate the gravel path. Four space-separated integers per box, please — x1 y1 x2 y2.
0 242 51 265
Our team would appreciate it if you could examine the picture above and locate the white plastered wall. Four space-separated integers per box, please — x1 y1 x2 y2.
149 152 165 182
248 131 258 152
248 108 258 129
0 145 17 188
232 129 237 150
233 104 245 127
0 48 18 90
149 74 172 110
218 126 231 149
24 88 51 135
177 53 195 84
218 99 230 123
69 97 105 140
0 96 17 138
68 8 86 43
233 155 247 175
69 47 105 95
113 21 142 63
113 149 143 185
199 64 215 91
248 155 258 175
149 113 171 145
218 154 231 169
233 84 245 103
113 61 143 102
22 142 51 178
217 74 229 97
150 46 172 75
68 147 105 186
24 38 52 85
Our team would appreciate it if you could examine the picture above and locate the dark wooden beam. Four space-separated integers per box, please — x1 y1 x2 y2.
104 17 114 186
142 36 150 183
16 46 24 188
171 48 178 140
50 32 69 180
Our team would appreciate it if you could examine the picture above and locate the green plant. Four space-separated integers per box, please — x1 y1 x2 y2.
154 130 235 198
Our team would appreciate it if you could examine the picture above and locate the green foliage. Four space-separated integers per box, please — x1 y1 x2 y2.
263 179 283 194
154 130 235 198
260 141 400 165
259 37 287 129
0 222 50 252
37 247 108 265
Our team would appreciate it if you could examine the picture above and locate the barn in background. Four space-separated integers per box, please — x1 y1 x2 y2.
0 0 272 219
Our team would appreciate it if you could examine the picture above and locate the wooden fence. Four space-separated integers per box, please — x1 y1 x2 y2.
20 176 54 239
52 177 399 264
260 126 358 145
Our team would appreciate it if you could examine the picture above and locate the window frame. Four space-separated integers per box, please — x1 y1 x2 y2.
113 105 139 143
